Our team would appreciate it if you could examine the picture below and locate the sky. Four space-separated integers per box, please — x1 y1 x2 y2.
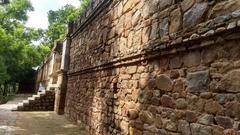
26 0 80 30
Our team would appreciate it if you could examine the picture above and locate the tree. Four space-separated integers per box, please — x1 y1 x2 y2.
44 5 79 48
43 0 90 48
0 0 50 96
0 0 90 96
79 0 89 12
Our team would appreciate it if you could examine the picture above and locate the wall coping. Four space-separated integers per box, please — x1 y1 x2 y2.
68 17 240 76
69 0 113 38
68 2 240 75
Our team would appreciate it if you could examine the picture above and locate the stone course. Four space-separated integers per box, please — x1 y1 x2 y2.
64 0 240 134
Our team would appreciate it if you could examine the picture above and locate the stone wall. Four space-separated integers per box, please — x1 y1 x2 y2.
35 41 69 114
65 0 240 134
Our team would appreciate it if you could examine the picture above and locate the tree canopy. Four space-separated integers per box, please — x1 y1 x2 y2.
43 5 79 47
43 0 90 48
0 0 50 87
0 0 90 95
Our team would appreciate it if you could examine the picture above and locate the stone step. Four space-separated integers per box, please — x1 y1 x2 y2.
23 100 29 103
33 95 41 99
38 92 46 96
23 100 29 105
13 91 55 111
28 97 35 101
18 102 23 106
17 104 24 111
11 106 18 111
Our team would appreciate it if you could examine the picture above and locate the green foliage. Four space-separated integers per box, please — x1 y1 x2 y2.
0 0 90 95
44 5 80 47
0 0 50 88
43 0 90 48
0 56 9 84
79 0 89 13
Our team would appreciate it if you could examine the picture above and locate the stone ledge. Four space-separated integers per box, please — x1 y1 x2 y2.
68 9 240 75
68 26 240 76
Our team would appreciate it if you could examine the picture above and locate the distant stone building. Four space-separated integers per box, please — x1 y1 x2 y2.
35 40 69 114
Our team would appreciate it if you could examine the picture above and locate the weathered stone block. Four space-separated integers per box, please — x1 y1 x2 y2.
173 79 186 92
142 3 152 19
139 111 154 124
155 114 163 129
198 114 214 125
200 92 212 99
225 102 240 119
170 56 182 69
175 98 187 109
123 0 134 13
215 116 233 129
150 22 159 40
178 120 191 135
217 70 240 93
161 95 175 108
127 109 139 120
210 0 240 18
151 97 160 106
185 111 197 123
159 17 169 37
120 120 129 134
155 75 173 91
212 125 224 135
126 66 137 74
159 0 172 11
204 100 222 115
187 70 209 93
201 49 217 65
170 70 180 79
165 120 177 132
183 51 201 67
132 10 141 26
181 0 195 12
183 2 208 29
142 26 151 44
190 123 212 135
169 7 182 34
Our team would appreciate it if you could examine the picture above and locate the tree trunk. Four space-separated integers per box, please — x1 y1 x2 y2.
3 82 7 96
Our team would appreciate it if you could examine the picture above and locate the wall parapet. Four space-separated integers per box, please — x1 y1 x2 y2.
70 0 113 38
67 0 240 75
68 14 240 76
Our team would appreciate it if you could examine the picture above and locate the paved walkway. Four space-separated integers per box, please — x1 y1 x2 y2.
0 94 86 135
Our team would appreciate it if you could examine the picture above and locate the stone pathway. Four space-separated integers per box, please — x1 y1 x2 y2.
0 94 86 135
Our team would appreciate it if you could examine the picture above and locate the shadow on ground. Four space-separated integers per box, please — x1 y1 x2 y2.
0 94 86 135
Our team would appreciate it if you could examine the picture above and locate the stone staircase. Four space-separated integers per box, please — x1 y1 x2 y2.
12 91 55 111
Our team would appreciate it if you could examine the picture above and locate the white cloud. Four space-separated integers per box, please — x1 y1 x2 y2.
26 12 49 29
26 0 80 29
59 0 80 7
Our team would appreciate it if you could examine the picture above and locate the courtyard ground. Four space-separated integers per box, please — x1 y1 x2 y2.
0 94 86 135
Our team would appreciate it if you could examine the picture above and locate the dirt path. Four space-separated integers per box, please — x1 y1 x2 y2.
0 94 86 135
